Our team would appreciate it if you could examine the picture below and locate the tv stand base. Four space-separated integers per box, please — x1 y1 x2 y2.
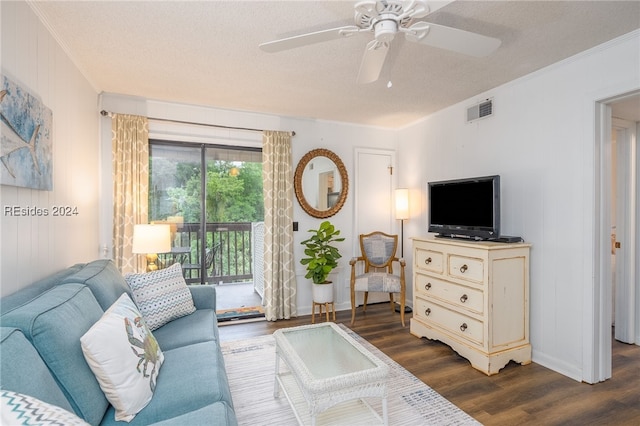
435 234 524 243
435 234 489 241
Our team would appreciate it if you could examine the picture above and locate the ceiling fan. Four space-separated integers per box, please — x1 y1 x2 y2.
259 0 501 84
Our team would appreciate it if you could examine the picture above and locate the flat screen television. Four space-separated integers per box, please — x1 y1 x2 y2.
428 175 500 240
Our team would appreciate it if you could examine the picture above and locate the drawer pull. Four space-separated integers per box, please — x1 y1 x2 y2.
424 283 432 291
460 323 468 332
460 294 468 303
460 264 468 273
424 257 432 265
424 308 431 316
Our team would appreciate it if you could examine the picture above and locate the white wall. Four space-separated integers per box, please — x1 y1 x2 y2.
0 2 100 296
7 0 638 384
98 93 398 315
398 31 640 382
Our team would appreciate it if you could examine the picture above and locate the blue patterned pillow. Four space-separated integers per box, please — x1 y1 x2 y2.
125 262 196 330
0 390 90 425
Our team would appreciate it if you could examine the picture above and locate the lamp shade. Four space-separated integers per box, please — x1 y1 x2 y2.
132 224 171 254
395 188 409 220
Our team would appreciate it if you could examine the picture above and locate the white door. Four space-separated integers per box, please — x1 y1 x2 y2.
354 148 396 235
354 148 397 304
613 118 638 344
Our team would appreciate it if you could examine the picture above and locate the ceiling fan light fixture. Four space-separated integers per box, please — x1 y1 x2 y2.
374 18 398 43
355 0 413 30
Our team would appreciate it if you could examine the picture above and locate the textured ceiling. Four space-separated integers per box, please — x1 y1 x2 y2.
29 1 640 128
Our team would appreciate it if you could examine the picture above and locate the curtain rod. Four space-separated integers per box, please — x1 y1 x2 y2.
100 110 295 136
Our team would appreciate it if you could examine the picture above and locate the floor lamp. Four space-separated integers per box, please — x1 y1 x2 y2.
395 188 411 313
395 188 409 258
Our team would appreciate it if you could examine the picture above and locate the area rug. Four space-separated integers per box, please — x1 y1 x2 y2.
221 323 480 425
217 306 264 322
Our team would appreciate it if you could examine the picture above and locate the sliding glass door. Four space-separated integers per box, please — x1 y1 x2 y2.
149 143 204 281
148 141 263 287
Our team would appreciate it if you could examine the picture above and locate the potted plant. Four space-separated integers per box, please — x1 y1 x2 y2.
300 220 345 303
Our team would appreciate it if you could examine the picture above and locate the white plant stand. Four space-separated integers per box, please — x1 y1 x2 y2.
311 282 335 323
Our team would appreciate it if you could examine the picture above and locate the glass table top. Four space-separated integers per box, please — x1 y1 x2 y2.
277 323 379 379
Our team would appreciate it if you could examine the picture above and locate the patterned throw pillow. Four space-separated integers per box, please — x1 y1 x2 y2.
80 294 164 422
125 262 196 330
0 390 90 425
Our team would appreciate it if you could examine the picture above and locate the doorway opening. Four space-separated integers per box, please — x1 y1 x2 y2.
594 91 639 383
148 140 265 322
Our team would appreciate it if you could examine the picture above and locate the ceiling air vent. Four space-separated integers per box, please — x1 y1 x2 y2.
467 98 493 123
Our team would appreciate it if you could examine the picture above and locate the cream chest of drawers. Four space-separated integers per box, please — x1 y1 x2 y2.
410 237 531 375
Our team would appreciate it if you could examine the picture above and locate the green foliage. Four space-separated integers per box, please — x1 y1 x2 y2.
151 160 264 223
300 221 345 284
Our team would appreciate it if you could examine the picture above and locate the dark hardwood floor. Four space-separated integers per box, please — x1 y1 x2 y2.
219 303 640 425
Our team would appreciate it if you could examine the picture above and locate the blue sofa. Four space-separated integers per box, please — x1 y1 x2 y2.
0 259 237 425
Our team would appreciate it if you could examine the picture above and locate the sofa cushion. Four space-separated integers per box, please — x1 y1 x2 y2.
1 390 90 426
125 263 196 330
61 259 131 310
147 402 237 426
0 263 84 314
99 341 234 426
152 309 218 351
0 327 74 413
81 294 164 422
0 284 109 425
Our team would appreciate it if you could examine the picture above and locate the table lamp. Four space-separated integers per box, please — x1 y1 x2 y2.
132 224 171 272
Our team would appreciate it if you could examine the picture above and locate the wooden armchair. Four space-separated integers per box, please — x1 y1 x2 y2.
349 231 406 327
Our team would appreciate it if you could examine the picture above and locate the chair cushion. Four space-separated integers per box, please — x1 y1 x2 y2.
81 294 164 422
125 263 196 330
355 272 402 293
0 390 90 426
362 234 396 265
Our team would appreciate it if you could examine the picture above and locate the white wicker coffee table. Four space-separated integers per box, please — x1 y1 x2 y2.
273 322 389 426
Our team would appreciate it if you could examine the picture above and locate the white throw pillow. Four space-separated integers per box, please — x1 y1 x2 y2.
80 294 164 422
125 262 196 330
1 390 90 426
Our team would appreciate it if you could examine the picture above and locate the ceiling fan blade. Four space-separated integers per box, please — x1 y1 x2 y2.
260 26 360 53
414 0 455 16
406 21 501 57
356 40 389 84
355 0 380 19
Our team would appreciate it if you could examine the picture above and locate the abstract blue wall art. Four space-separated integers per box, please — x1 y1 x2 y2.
1 74 53 190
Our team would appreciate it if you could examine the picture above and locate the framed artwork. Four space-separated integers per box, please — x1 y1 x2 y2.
1 74 53 190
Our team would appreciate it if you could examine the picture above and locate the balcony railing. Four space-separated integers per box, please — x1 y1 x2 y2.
158 221 260 285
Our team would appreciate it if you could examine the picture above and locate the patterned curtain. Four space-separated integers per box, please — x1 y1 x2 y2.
262 130 297 320
112 114 149 274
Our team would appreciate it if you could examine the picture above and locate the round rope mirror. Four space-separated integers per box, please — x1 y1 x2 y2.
294 148 349 218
